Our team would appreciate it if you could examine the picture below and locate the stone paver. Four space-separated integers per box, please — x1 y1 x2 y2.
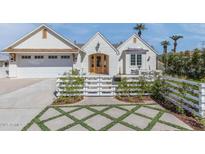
151 122 179 131
119 105 136 111
123 114 152 129
27 123 41 131
104 108 126 118
69 108 94 120
84 115 112 130
135 107 159 118
149 104 165 110
40 108 61 121
65 124 88 131
61 107 79 113
44 116 74 130
160 113 193 130
90 106 108 111
108 123 135 131
23 103 194 131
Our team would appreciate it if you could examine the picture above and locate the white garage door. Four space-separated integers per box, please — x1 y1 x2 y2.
16 54 73 78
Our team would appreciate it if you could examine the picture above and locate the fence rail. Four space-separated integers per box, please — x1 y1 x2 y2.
56 74 205 117
164 76 205 117
56 75 153 97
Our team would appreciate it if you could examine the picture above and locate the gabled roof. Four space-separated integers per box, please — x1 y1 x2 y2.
81 32 120 55
4 24 81 52
117 33 158 55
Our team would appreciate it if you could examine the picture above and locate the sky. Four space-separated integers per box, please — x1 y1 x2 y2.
1 23 205 54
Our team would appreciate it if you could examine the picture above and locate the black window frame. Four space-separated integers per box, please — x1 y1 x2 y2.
137 54 142 66
48 55 58 59
61 55 70 59
34 55 44 59
130 54 136 66
21 55 31 59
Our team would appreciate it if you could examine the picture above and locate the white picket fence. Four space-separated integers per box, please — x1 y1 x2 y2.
56 75 154 97
163 76 205 117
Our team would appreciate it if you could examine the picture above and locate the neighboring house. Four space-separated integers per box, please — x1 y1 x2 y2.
0 52 9 78
4 24 158 78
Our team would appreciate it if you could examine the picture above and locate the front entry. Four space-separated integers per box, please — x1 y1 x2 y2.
89 53 109 74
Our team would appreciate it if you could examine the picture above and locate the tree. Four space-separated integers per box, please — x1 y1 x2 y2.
133 24 146 37
170 35 183 53
161 40 170 54
161 40 170 72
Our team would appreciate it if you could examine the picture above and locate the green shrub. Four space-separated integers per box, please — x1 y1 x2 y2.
151 76 169 101
162 49 205 80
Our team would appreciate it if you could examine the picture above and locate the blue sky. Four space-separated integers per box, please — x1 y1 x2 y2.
1 23 205 54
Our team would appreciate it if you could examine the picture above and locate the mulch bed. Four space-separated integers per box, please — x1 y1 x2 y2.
115 96 154 104
52 96 84 105
152 97 205 131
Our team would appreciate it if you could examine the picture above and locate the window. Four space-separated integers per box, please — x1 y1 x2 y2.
133 37 137 43
96 56 101 67
42 29 47 39
137 54 142 66
21 55 31 59
61 55 70 59
130 54 136 66
48 55 58 59
35 55 44 59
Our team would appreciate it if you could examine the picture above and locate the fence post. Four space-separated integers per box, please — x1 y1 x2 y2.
199 83 205 117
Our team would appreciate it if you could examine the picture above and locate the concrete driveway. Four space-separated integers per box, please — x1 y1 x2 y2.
0 78 56 130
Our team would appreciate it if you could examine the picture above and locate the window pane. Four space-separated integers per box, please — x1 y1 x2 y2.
130 54 136 66
137 54 142 65
96 56 101 67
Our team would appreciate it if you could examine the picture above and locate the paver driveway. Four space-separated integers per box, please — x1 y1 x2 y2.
23 103 193 131
0 78 56 131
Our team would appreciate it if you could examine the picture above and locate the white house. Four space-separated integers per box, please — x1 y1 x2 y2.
0 52 9 78
4 24 158 78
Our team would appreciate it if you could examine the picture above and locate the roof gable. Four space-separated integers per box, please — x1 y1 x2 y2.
117 33 158 55
82 32 119 55
4 24 81 51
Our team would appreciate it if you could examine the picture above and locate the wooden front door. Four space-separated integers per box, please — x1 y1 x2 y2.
89 54 108 74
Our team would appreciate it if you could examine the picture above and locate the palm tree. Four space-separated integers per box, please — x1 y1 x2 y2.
160 40 170 72
160 40 170 54
133 24 146 37
170 35 183 53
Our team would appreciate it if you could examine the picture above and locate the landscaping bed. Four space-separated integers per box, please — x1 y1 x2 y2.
52 96 84 105
115 96 154 104
153 97 205 130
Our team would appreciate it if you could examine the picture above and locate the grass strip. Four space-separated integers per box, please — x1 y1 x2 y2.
158 120 190 131
22 106 49 131
54 107 95 131
144 111 164 131
99 105 142 131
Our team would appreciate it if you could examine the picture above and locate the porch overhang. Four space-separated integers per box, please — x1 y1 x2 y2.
124 48 148 54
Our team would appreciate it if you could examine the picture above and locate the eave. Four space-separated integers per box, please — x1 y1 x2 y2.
5 48 79 54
